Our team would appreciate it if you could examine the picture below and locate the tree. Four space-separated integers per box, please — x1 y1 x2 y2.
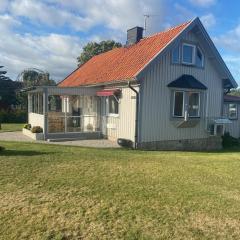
17 69 56 111
77 40 122 66
0 66 22 110
229 88 240 96
21 69 56 88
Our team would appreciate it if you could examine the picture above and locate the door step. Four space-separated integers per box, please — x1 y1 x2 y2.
47 138 84 142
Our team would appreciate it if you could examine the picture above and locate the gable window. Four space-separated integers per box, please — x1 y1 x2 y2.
173 91 184 117
108 95 119 115
188 92 200 117
172 46 180 63
182 43 195 65
229 103 237 119
196 47 204 67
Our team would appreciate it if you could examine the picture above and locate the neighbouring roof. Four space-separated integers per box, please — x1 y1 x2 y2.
224 95 240 103
167 74 207 90
59 21 191 87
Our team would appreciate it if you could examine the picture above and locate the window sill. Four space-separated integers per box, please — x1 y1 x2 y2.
108 114 119 118
171 62 204 69
172 116 201 118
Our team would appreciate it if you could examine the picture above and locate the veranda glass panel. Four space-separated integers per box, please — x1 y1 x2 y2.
47 95 65 133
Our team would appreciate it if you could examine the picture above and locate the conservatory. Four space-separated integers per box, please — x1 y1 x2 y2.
25 86 112 140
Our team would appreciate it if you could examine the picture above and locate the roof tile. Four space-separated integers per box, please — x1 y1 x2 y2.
59 21 191 87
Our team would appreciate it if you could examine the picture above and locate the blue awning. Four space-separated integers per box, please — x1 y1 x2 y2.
167 75 207 90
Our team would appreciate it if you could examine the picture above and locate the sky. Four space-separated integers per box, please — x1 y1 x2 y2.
0 0 240 85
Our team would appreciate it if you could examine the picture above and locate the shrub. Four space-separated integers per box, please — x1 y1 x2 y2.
23 124 31 130
0 109 27 123
222 132 240 148
0 146 4 152
31 126 43 133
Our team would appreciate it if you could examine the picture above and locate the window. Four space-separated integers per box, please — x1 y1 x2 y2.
172 46 180 63
229 103 237 119
108 95 119 115
188 92 200 117
182 43 195 65
173 91 201 118
48 95 62 112
196 47 204 67
173 91 184 117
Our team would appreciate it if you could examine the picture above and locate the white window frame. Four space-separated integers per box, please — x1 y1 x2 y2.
182 43 196 65
228 103 238 120
107 95 119 117
172 46 180 64
173 91 185 117
188 92 200 118
196 46 204 68
173 90 201 118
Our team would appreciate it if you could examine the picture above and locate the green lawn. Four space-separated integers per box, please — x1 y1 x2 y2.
0 123 23 132
0 142 240 239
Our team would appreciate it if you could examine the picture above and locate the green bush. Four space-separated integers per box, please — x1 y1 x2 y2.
0 109 27 123
23 124 31 130
0 146 4 152
222 132 240 148
31 126 43 133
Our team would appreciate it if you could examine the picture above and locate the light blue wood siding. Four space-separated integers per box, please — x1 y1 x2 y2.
104 86 138 142
139 30 224 142
223 103 240 138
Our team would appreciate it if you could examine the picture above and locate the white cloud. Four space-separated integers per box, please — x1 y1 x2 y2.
214 24 240 53
9 0 95 31
201 13 216 29
9 0 166 33
188 0 217 7
214 24 240 83
0 0 168 81
0 0 9 13
223 55 240 84
0 14 83 81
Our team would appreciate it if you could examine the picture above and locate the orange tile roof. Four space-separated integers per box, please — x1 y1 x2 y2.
59 21 191 87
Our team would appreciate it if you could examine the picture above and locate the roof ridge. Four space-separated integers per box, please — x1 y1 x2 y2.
142 20 192 40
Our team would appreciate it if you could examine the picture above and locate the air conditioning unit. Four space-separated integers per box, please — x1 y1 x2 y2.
207 118 232 136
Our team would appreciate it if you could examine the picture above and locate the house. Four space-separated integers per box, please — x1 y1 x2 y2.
24 17 238 150
223 95 240 139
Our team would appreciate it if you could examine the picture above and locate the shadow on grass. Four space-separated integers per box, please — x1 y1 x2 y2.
0 149 51 156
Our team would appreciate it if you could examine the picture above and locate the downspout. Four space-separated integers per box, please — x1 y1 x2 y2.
128 81 139 149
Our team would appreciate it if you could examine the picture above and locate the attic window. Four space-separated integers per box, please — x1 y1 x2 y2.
196 47 204 67
182 43 195 65
172 46 180 63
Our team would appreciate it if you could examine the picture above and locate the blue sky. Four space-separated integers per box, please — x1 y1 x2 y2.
0 0 240 85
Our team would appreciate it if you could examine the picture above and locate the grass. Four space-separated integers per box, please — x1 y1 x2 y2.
1 142 240 239
0 123 24 132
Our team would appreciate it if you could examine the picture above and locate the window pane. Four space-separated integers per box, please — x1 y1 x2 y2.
174 92 184 117
182 44 194 64
48 95 62 112
172 46 179 63
188 92 200 117
229 104 237 119
196 47 203 67
109 96 119 114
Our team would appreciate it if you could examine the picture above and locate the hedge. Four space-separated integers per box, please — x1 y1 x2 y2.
0 109 27 123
